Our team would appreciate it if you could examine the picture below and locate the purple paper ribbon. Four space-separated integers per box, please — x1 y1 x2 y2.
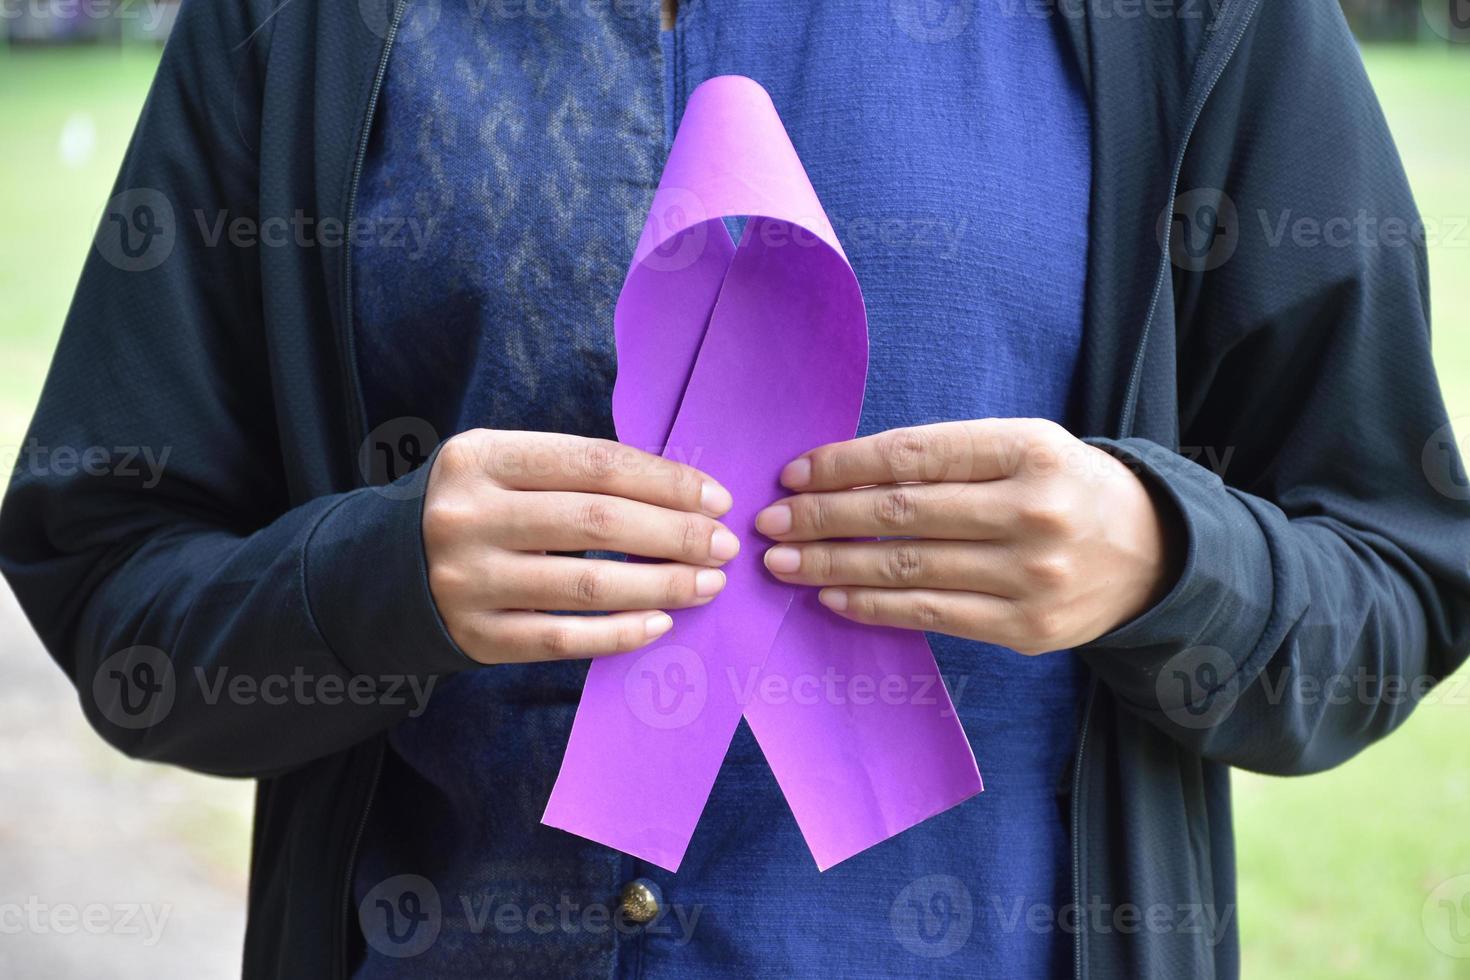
542 76 982 871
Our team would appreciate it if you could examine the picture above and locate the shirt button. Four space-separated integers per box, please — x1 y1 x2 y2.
618 879 660 925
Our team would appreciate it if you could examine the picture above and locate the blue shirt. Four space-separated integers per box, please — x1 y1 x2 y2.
350 2 1092 977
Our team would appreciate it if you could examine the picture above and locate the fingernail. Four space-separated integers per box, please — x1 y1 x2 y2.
818 588 848 612
780 457 812 489
695 568 726 597
764 546 801 574
700 481 733 516
645 612 674 638
709 528 741 561
755 504 793 536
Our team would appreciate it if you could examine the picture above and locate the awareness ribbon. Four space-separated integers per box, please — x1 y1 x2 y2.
542 76 983 871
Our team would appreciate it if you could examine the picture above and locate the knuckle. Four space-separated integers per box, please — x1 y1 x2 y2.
434 434 471 475
1023 550 1074 590
811 546 838 581
570 566 606 605
799 494 829 535
1017 420 1071 474
427 563 469 605
615 619 647 653
577 500 622 542
825 448 870 491
679 515 706 558
444 613 489 663
455 428 501 475
1030 418 1070 443
539 624 578 658
665 463 700 505
883 543 925 584
853 590 884 621
1021 604 1066 648
911 596 948 631
667 569 694 605
1014 417 1055 438
432 438 474 486
875 487 918 530
823 447 857 488
422 498 472 548
1018 491 1074 536
1008 638 1044 657
881 428 929 476
447 426 486 455
804 447 830 484
580 441 619 481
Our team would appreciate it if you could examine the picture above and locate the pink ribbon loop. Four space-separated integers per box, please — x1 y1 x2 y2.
542 75 982 871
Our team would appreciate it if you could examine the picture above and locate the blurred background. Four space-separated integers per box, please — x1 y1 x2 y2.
1 2 1467 977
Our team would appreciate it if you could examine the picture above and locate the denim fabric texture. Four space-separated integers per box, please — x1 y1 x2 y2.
350 1 1092 976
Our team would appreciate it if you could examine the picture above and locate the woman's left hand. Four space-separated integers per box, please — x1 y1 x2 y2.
755 419 1181 655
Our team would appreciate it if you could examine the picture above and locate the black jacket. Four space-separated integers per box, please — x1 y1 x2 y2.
3 0 1467 977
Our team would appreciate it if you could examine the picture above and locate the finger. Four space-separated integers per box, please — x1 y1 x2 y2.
469 431 732 516
491 554 727 611
815 587 1028 648
490 491 741 564
763 540 1021 595
467 609 675 663
780 420 1036 492
754 482 1007 542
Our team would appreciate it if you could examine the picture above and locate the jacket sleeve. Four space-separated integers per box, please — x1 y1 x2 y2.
1076 2 1470 774
0 0 475 778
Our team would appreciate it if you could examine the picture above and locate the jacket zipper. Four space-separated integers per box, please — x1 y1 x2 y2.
1069 676 1097 980
1071 2 1264 978
336 744 385 979
1116 0 1265 441
337 2 407 454
335 1 409 976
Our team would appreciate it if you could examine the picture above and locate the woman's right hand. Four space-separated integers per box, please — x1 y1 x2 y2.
422 428 738 665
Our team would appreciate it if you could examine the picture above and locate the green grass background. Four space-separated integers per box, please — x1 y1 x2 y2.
2 42 1468 978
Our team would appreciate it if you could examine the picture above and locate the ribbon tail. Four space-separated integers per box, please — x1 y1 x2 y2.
744 590 983 871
